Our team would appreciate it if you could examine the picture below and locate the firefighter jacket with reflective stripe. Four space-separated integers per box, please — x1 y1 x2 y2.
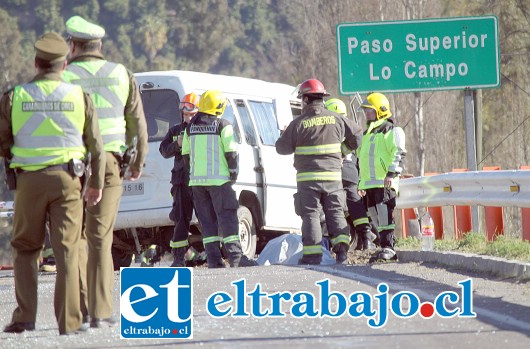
63 60 129 153
275 100 362 182
159 122 189 185
10 80 87 171
357 118 406 192
181 112 238 186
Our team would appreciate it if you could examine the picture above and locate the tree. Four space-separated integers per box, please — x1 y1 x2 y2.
34 0 64 33
0 9 31 92
443 0 530 169
134 14 168 66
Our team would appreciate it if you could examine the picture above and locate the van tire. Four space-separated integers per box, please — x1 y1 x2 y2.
112 246 132 270
237 206 257 258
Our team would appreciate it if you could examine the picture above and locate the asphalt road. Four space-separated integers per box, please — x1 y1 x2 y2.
0 257 529 349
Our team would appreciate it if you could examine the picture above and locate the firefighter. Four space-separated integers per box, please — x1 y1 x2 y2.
358 92 406 261
63 16 148 328
275 79 363 264
159 93 199 267
324 98 375 250
181 90 255 268
0 32 105 335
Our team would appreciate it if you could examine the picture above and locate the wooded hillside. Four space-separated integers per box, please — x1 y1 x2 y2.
0 0 529 203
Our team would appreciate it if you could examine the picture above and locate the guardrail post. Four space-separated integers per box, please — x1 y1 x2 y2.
482 166 504 240
521 166 530 242
452 169 472 239
401 207 417 238
425 173 444 239
399 174 417 238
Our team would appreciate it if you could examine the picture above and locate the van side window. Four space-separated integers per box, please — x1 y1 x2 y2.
221 100 241 144
248 101 280 146
140 89 179 142
291 101 302 119
235 100 257 146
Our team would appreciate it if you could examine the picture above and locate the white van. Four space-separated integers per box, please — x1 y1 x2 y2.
112 70 302 268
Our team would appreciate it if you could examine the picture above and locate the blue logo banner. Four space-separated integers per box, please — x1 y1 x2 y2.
120 268 193 339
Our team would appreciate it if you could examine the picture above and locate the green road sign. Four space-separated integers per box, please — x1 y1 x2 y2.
337 16 500 94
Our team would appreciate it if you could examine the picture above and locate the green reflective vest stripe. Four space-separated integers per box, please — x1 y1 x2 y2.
295 143 341 155
222 235 240 244
296 171 341 182
341 143 353 156
353 217 370 226
302 245 322 255
330 234 350 246
184 120 236 186
358 119 405 192
63 60 129 152
203 236 222 245
11 81 86 171
170 240 189 248
377 223 396 232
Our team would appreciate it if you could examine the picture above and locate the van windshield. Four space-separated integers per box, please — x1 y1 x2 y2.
140 89 180 142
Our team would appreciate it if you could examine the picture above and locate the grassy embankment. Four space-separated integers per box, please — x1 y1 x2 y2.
396 232 530 263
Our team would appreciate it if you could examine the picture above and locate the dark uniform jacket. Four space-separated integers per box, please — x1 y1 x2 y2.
159 122 189 185
275 100 362 180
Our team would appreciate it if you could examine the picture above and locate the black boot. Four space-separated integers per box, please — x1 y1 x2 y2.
376 230 397 261
224 242 257 267
299 254 322 265
170 247 187 267
362 230 376 250
333 242 349 264
204 243 225 268
356 224 376 250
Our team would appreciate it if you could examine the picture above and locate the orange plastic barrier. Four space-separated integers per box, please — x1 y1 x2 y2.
425 173 444 239
401 207 417 238
452 169 472 239
482 166 504 240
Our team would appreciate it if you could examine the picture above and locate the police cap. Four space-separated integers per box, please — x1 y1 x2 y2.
34 32 69 63
65 15 105 42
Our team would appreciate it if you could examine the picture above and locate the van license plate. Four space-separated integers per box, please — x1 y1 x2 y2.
122 182 144 196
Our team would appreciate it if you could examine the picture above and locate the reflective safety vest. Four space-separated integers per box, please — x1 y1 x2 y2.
358 118 406 192
11 80 86 171
182 115 237 186
63 60 129 153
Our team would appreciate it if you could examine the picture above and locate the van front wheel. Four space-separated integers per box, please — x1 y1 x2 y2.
237 206 257 258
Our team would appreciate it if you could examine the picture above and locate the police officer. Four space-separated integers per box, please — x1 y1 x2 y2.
0 32 105 335
63 16 148 328
358 92 406 261
159 93 199 267
181 90 254 268
324 98 375 250
276 79 362 264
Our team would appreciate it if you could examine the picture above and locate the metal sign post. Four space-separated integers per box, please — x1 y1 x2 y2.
464 89 480 233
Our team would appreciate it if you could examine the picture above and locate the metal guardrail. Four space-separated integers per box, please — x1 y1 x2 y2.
396 170 530 209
